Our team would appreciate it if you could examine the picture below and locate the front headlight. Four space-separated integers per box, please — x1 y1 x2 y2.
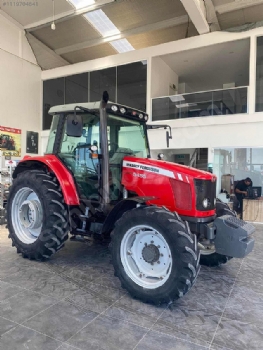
202 198 208 208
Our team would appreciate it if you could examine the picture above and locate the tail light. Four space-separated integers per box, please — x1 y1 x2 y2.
169 179 192 211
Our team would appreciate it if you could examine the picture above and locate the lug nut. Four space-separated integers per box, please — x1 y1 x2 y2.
151 241 154 244
157 261 160 264
160 254 163 257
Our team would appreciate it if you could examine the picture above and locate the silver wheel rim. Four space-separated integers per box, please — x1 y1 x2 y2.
11 187 43 244
120 225 172 289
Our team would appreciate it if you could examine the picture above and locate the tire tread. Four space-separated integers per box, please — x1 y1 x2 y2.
111 206 200 305
7 170 69 260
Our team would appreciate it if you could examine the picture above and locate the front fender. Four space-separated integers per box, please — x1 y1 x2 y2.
13 155 80 206
102 197 156 235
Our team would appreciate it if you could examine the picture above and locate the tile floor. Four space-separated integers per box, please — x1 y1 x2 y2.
0 224 262 350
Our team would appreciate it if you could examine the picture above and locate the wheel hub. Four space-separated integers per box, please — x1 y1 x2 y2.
19 199 43 230
142 244 160 263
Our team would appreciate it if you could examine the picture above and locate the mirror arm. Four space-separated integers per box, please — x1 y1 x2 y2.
147 124 172 147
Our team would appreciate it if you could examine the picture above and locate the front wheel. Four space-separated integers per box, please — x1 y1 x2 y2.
7 170 69 260
111 206 200 304
199 200 237 267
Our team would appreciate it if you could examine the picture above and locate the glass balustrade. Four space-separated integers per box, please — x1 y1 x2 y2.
152 87 248 121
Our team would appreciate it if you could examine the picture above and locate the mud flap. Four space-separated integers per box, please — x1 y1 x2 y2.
214 215 255 258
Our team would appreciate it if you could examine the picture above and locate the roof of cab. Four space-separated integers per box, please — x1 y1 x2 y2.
49 101 146 115
49 101 102 114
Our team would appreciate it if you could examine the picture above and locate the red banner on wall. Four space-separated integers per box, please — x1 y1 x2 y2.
0 126 21 135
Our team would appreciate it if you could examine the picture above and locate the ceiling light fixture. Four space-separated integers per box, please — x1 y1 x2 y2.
51 0 56 30
110 39 135 53
68 0 95 9
84 9 120 37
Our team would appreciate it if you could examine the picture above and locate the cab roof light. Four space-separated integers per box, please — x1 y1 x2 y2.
111 105 118 112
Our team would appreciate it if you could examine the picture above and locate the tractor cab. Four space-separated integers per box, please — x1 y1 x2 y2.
47 99 150 206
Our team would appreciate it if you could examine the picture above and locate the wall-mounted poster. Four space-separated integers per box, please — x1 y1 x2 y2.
26 131 39 154
0 126 21 157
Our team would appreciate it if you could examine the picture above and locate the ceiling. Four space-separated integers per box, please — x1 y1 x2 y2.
1 0 263 70
162 39 250 91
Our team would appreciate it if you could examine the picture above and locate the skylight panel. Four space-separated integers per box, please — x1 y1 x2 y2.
68 0 95 10
110 39 135 53
84 9 120 37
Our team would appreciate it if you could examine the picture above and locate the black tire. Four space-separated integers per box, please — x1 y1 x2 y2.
200 200 236 267
7 170 69 260
111 206 200 305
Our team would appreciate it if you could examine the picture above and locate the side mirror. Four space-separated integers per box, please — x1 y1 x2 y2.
166 130 172 148
66 114 83 137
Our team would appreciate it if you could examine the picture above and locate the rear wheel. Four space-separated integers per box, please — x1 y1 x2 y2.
7 170 69 260
111 206 200 304
199 200 236 267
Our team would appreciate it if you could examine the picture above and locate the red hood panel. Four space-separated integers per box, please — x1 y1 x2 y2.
122 156 216 217
123 156 216 181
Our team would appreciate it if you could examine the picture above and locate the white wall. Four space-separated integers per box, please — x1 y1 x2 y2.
148 113 263 150
151 57 179 98
0 13 41 158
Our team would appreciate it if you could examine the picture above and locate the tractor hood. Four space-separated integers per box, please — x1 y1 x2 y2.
122 156 216 182
122 156 217 218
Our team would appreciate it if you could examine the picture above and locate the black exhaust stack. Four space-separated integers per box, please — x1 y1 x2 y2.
99 91 110 211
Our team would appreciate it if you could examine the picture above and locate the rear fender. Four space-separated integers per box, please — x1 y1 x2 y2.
13 156 80 206
102 197 156 235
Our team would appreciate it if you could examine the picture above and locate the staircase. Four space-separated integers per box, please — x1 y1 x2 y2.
195 148 208 171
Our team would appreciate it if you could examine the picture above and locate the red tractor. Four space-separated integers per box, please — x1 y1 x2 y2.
0 134 15 150
6 92 255 305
